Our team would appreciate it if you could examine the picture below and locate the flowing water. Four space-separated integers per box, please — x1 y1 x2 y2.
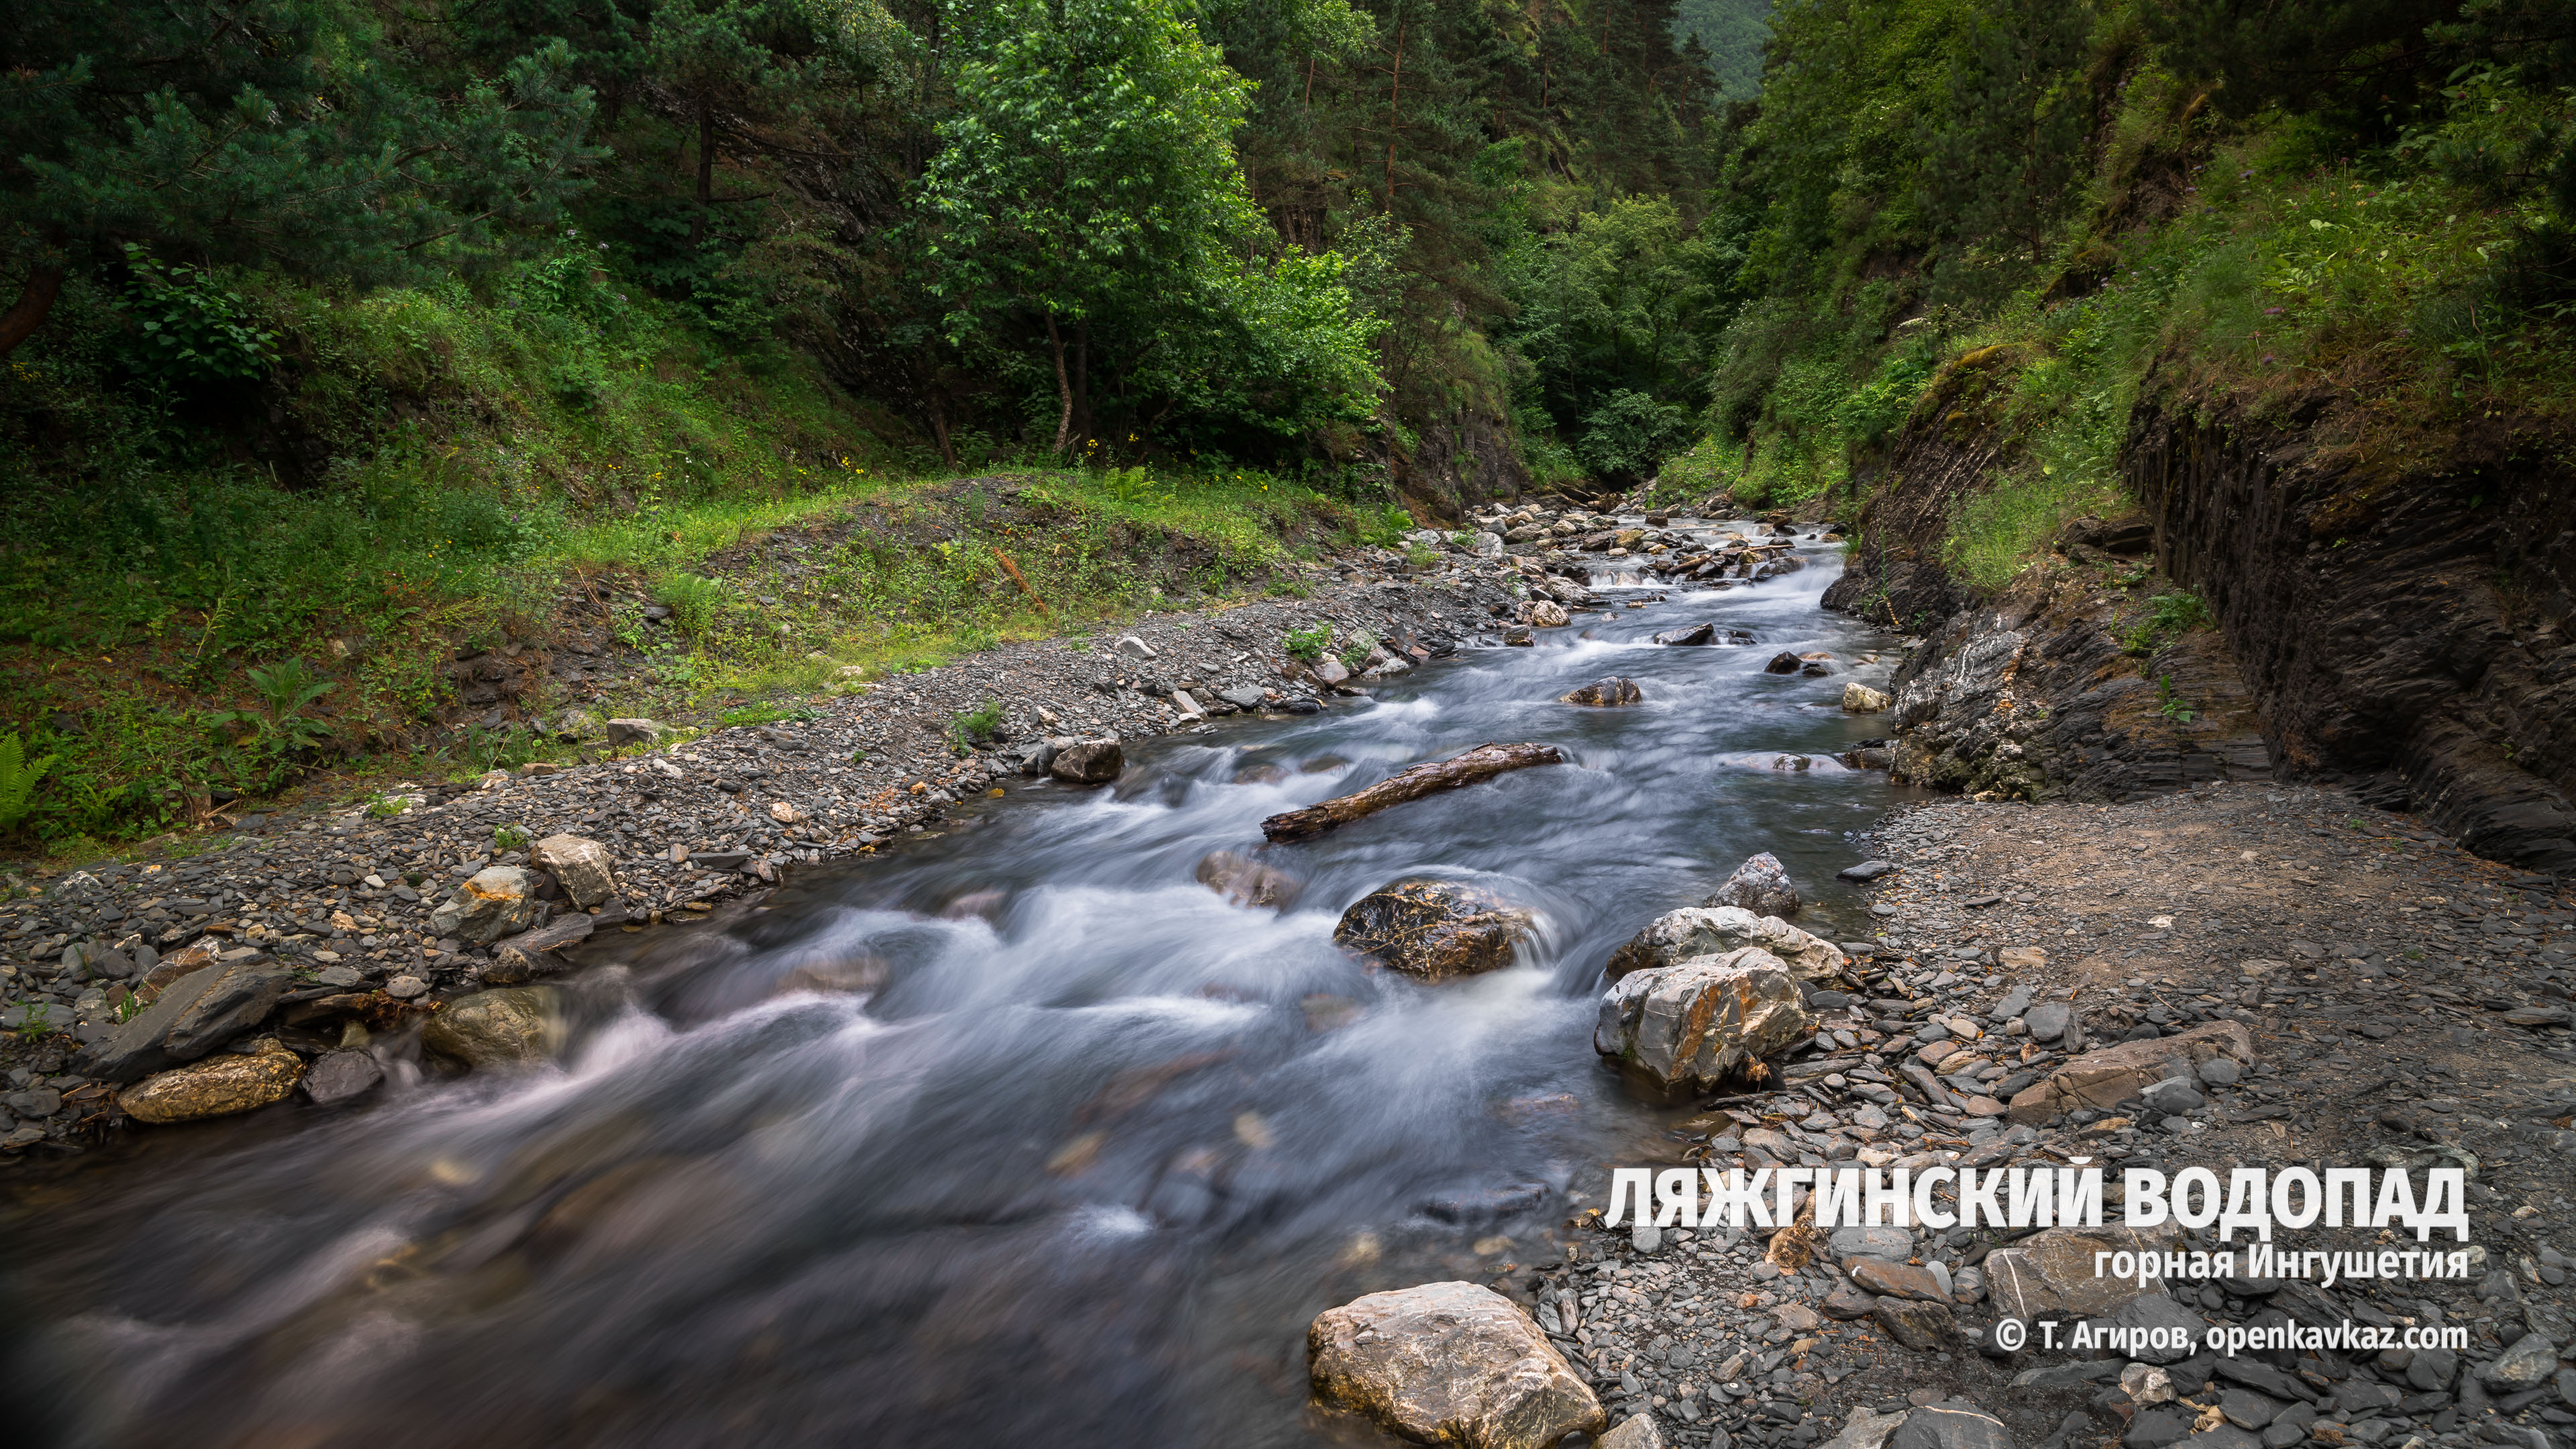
3 523 1915 1448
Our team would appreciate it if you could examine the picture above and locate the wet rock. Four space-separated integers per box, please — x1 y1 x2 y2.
422 986 566 1070
427 865 541 945
1654 623 1717 646
1594 947 1815 1091
1526 600 1570 628
1049 739 1125 784
772 956 890 996
1873 1297 1957 1351
1837 860 1896 881
1709 851 1801 917
1307 1281 1603 1449
117 1041 304 1124
529 833 618 907
1334 878 1534 980
1843 683 1890 712
2004 1021 2255 1124
1890 1404 2011 1449
301 1049 384 1106
1218 686 1268 710
1562 677 1644 706
1982 1222 2188 1320
1604 905 1848 981
1764 652 1801 674
1194 850 1303 911
604 717 669 746
482 914 598 984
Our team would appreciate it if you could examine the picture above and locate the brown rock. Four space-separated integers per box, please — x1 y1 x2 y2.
1872 1297 1956 1351
117 1041 304 1124
1334 879 1534 980
1981 1222 2186 1320
1850 1258 1949 1302
1050 738 1126 784
1194 850 1303 910
529 834 619 907
1561 677 1644 706
1594 947 1815 1091
1308 1281 1605 1449
2004 1020 2255 1124
1821 1285 1881 1320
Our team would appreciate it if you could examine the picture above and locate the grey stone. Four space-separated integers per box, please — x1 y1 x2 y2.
1049 739 1124 784
422 987 564 1069
1218 686 1267 709
484 914 597 984
1633 1224 1663 1253
604 717 668 746
2483 1332 2560 1392
2178 1428 2261 1449
427 866 540 945
2105 1293 2205 1365
73 958 293 1084
2406 1348 2458 1392
1710 852 1801 917
1837 861 1896 882
2013 1360 2125 1392
1888 1403 2010 1449
2125 1409 2192 1449
1831 1225 1915 1261
528 834 617 908
2141 1077 2207 1113
1989 985 2033 1022
7 1087 60 1118
2025 1002 2072 1042
1872 1297 1955 1351
1602 1414 1670 1449
301 1050 384 1106
2218 1389 2282 1429
2196 1057 2243 1086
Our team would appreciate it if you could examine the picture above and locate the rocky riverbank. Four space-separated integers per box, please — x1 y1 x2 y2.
1348 782 2574 1449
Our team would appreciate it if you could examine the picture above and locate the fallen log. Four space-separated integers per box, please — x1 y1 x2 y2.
1260 741 1566 842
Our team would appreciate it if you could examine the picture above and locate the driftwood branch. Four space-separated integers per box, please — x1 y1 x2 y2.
1260 741 1566 841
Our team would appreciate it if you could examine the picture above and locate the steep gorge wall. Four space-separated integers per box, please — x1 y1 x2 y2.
2127 396 2576 871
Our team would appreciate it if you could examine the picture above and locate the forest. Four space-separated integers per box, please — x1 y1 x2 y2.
1 0 2572 845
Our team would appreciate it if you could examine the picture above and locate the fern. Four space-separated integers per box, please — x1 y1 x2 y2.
0 733 58 832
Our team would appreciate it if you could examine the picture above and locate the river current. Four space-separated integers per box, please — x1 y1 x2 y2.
5 521 1911 1448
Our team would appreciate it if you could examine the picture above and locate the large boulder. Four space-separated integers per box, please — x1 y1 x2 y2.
1525 599 1570 627
1334 879 1534 981
1603 906 1847 982
117 1040 305 1124
529 834 619 907
2004 1021 2255 1124
1707 852 1800 917
1308 1281 1605 1449
1982 1222 2188 1321
1050 739 1125 784
75 955 296 1083
1595 947 1815 1091
422 986 566 1069
1561 677 1643 706
1654 623 1717 646
1843 683 1891 713
427 866 541 945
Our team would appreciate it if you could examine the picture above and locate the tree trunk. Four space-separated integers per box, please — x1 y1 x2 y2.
1072 323 1090 454
928 392 958 472
1260 743 1567 842
0 263 67 359
690 102 716 246
1046 313 1074 455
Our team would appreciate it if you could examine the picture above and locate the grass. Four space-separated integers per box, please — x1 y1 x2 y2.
0 253 1373 860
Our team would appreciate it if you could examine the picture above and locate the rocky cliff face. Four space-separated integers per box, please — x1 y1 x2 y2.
2127 395 2576 872
1827 370 2576 876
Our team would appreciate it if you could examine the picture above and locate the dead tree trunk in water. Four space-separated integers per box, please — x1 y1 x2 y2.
1260 742 1566 841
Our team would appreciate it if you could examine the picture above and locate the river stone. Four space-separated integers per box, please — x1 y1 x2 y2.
423 987 566 1069
75 956 295 1084
1307 1281 1604 1449
2481 1332 2559 1391
2024 1002 2074 1043
2005 1020 2254 1124
1822 1407 1909 1449
1831 1225 1914 1261
1334 879 1534 980
427 866 541 945
1709 852 1801 917
1982 1222 2188 1320
1851 1259 1949 1302
1049 738 1124 784
1594 947 1815 1091
529 833 618 907
1872 1297 1956 1351
1194 850 1303 911
482 914 598 984
1843 683 1890 713
1562 677 1644 706
117 1041 304 1124
1605 905 1847 981
302 1049 385 1106
1218 686 1267 710
1601 1413 1670 1449
1890 1404 2011 1449
1527 599 1570 628
1654 623 1716 646
1764 651 1801 674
